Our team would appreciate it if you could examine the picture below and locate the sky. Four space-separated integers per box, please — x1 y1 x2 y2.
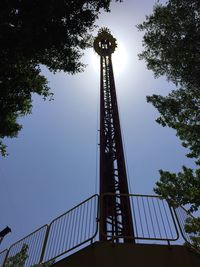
0 0 196 251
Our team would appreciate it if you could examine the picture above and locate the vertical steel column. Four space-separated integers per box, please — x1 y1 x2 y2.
94 28 134 243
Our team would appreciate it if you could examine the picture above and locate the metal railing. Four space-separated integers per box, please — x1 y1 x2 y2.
42 194 99 263
0 194 199 267
132 194 179 242
0 250 7 267
100 194 179 242
3 225 48 267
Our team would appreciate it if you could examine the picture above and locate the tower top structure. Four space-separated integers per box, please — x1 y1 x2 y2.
93 28 117 56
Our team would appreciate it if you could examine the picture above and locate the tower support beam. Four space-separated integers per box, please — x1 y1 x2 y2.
94 28 134 242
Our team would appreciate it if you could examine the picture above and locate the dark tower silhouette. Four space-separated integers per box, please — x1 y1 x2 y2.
94 28 134 242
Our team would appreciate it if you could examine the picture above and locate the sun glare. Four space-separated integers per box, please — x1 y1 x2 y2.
91 41 128 76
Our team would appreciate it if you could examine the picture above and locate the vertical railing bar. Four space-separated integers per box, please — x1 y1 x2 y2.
58 215 65 256
26 236 31 266
49 224 57 257
86 201 91 239
92 197 96 236
173 207 187 243
7 246 14 261
81 202 86 243
31 232 40 265
88 198 92 239
142 197 150 238
61 213 68 254
24 236 32 267
157 199 168 239
51 223 58 260
2 250 9 267
92 196 96 243
95 195 98 236
56 218 63 256
84 198 89 241
56 219 63 258
57 215 64 257
32 229 44 265
147 197 156 238
177 208 187 239
68 209 75 250
152 197 162 238
162 201 173 238
35 230 42 264
131 196 138 238
40 228 46 261
55 216 63 257
62 214 68 251
40 226 49 263
68 213 73 251
76 206 82 247
66 211 72 251
47 224 55 261
33 230 42 264
54 218 61 258
74 207 79 248
29 232 38 266
89 198 92 238
178 208 190 241
91 199 96 238
93 196 97 242
137 197 144 237
40 227 48 263
182 210 192 241
76 203 81 246
0 250 8 267
96 195 100 243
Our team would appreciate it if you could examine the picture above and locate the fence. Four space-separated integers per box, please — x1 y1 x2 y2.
0 194 198 267
131 194 179 241
3 225 48 267
100 194 179 242
42 194 99 263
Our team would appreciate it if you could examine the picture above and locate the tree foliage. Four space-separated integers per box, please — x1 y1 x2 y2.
138 0 200 248
137 0 200 90
154 167 200 212
4 244 54 267
0 0 120 155
4 244 28 267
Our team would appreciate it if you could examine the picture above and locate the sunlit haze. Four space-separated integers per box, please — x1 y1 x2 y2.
91 40 128 75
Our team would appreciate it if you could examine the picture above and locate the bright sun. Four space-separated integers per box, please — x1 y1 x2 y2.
91 41 128 76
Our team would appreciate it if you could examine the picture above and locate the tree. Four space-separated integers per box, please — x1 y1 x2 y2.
4 244 28 267
137 0 200 91
4 244 54 266
137 0 200 248
0 0 121 156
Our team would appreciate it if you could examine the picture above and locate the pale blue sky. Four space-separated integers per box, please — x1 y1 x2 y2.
0 0 195 250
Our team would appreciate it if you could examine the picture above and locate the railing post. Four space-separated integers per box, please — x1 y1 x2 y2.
2 250 9 267
39 225 50 264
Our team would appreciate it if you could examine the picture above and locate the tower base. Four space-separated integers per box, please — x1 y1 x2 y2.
53 241 200 267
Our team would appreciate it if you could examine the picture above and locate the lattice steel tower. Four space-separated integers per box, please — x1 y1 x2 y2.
94 28 134 242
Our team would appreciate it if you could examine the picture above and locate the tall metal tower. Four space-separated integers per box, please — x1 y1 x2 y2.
94 28 134 242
